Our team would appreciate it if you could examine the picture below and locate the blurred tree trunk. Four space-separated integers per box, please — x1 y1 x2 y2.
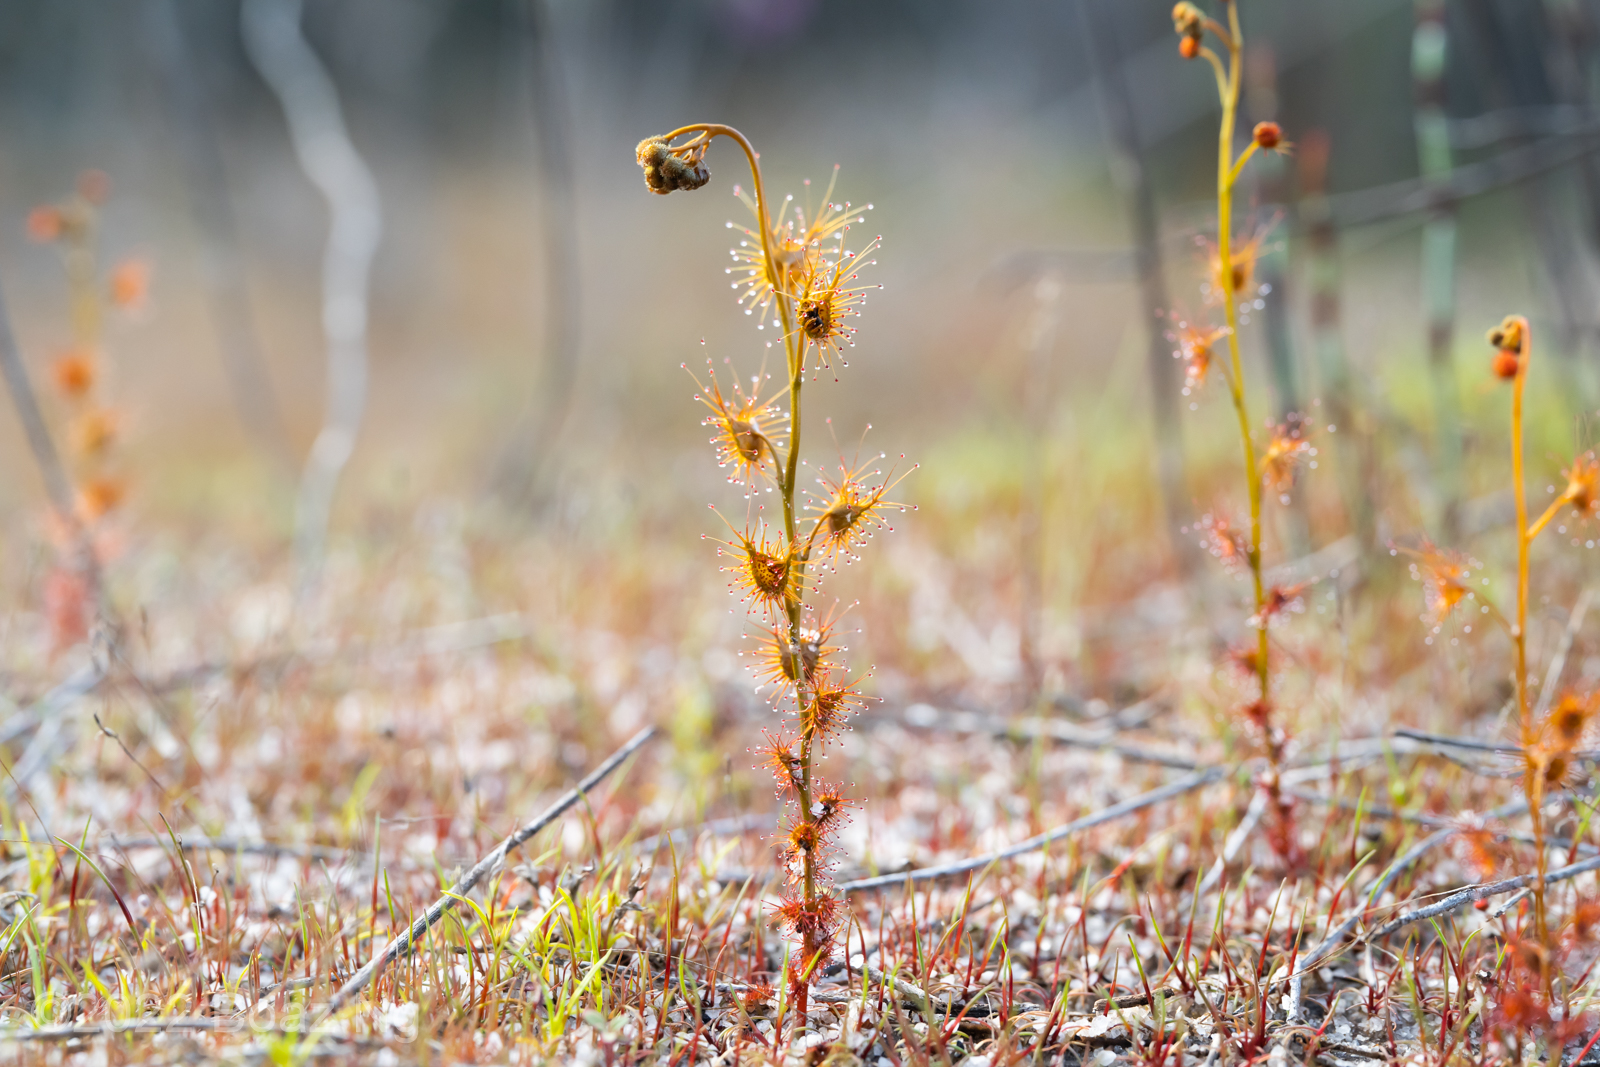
1414 0 1464 541
145 0 294 471
1301 132 1376 554
1073 0 1196 581
491 0 582 511
1460 0 1597 400
1245 43 1310 557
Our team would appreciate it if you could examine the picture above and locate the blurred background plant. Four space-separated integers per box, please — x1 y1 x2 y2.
1 0 1594 698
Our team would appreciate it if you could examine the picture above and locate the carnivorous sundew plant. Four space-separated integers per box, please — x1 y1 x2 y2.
636 126 911 1021
1410 316 1600 1014
1171 2 1308 855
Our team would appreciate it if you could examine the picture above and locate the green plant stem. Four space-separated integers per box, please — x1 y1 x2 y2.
1210 11 1269 705
666 122 823 1017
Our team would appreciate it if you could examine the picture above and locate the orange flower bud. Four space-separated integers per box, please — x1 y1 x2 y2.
1253 122 1282 149
1487 316 1525 379
78 476 126 520
1172 3 1203 57
1491 348 1521 380
51 351 95 396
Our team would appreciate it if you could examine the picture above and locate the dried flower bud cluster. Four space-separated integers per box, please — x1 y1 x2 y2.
1172 2 1204 57
1488 315 1525 379
636 138 710 195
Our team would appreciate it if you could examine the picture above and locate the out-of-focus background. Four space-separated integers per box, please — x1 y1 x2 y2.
3 5 1600 1040
1 0 1597 748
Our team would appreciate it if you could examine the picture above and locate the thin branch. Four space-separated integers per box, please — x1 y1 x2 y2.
319 725 656 1017
898 703 1199 771
1448 104 1590 149
1288 794 1549 1021
141 611 539 695
0 1017 241 1042
0 270 76 520
242 0 382 589
1364 849 1600 943
1392 727 1516 754
98 834 361 864
1329 124 1600 227
837 767 1223 893
1394 726 1600 763
863 966 932 1014
2 663 108 802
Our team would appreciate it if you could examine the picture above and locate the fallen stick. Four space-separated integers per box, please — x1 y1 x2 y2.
863 966 933 1014
0 1017 241 1042
898 703 1199 771
318 725 656 1018
627 813 770 857
1289 787 1594 856
838 767 1223 893
100 835 361 864
2 664 109 801
142 612 539 695
1394 727 1600 766
0 271 76 521
1286 825 1455 1024
1392 728 1515 754
1364 850 1600 944
1330 124 1600 226
1286 796 1541 1021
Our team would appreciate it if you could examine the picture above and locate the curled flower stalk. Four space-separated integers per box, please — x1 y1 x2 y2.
637 125 909 1023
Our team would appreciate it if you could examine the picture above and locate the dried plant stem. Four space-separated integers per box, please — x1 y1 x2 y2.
0 272 104 628
0 280 77 524
837 767 1223 892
